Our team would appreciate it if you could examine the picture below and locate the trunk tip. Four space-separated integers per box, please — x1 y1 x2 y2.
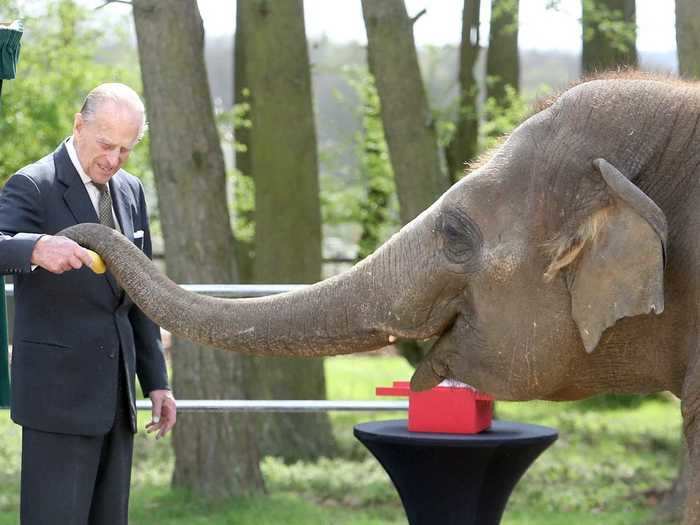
410 360 444 392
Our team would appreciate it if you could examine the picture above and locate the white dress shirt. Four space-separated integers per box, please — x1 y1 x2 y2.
66 137 121 231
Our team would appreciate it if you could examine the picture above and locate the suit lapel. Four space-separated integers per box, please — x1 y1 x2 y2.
55 145 99 225
110 174 134 243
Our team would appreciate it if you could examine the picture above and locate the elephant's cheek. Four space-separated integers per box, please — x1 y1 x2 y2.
443 350 520 400
440 327 506 395
447 330 566 401
484 243 525 285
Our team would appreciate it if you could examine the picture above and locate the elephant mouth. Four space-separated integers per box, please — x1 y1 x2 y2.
410 316 462 391
409 308 491 392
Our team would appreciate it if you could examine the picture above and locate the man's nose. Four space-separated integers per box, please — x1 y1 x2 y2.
106 149 120 167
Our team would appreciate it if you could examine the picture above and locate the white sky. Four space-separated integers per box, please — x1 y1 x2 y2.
27 0 676 54
193 0 677 53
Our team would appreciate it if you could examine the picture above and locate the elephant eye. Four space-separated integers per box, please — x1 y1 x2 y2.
438 209 482 271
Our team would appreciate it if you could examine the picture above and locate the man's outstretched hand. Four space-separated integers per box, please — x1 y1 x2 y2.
31 235 94 274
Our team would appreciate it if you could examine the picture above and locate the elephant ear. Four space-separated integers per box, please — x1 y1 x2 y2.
548 158 667 354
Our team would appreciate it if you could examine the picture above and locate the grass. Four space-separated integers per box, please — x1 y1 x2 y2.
0 355 684 524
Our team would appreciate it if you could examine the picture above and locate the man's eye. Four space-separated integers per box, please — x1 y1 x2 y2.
100 143 113 151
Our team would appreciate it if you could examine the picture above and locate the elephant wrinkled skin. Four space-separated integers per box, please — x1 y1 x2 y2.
59 75 700 523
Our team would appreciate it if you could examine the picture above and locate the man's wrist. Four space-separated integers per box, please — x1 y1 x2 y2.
29 234 48 266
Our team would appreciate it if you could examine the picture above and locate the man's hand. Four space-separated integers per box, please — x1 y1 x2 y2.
147 389 177 440
31 235 94 274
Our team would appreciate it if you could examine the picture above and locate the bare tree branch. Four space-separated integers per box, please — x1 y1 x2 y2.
95 0 132 10
410 8 427 25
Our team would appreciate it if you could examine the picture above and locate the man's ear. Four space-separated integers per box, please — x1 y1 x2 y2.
546 159 667 353
73 112 84 137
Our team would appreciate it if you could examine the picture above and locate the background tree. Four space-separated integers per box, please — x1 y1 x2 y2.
237 0 336 461
486 0 519 106
581 0 637 74
446 0 481 183
361 0 449 367
132 0 265 498
361 0 447 227
655 446 689 524
675 0 700 78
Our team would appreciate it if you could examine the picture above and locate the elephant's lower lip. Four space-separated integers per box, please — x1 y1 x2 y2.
437 379 474 389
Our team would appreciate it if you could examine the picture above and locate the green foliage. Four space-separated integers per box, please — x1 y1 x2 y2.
0 0 19 18
230 171 255 243
574 392 668 410
481 84 530 150
491 0 520 36
545 0 563 9
219 90 252 155
350 69 399 260
0 0 146 186
217 90 256 244
582 0 637 55
323 66 400 260
499 398 680 516
0 410 20 517
128 489 405 525
325 355 413 401
262 456 398 507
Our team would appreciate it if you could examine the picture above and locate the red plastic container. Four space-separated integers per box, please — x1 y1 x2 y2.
376 381 494 434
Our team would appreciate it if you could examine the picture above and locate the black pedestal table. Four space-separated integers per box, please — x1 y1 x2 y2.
354 419 558 525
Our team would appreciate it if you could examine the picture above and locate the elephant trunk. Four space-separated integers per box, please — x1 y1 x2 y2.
60 210 460 357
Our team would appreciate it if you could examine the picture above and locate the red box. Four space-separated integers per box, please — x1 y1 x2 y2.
376 381 494 434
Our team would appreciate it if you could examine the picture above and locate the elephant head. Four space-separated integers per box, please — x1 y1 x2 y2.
61 76 688 403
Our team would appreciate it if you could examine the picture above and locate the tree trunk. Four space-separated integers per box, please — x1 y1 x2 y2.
653 439 688 524
582 0 637 74
486 0 519 106
675 0 700 78
238 0 336 462
132 0 265 498
361 0 448 226
361 0 449 366
446 0 481 184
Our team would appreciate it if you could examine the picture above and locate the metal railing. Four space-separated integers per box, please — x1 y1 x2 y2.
4 283 308 298
3 283 409 413
135 400 407 412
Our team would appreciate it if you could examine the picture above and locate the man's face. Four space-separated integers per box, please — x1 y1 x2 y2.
72 102 141 185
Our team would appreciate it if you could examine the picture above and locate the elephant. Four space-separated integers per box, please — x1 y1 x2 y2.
58 73 700 522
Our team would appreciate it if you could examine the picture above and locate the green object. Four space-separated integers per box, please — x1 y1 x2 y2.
0 20 23 97
0 22 18 406
0 277 9 408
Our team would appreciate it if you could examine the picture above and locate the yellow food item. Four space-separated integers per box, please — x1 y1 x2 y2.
86 249 106 274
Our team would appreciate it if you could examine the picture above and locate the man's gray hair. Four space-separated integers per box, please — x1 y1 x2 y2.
80 83 149 141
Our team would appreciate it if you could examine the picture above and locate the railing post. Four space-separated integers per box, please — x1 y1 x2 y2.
0 276 9 408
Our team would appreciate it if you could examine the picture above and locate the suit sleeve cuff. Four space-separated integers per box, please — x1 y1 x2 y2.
1 233 43 274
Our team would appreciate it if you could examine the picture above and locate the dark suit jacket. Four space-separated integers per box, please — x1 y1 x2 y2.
0 143 169 435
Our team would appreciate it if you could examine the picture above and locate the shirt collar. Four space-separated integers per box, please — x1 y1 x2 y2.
66 136 93 186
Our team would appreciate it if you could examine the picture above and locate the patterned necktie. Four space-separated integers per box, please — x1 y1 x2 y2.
94 183 116 229
93 182 122 296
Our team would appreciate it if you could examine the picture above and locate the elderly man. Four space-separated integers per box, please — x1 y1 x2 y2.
0 83 176 524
